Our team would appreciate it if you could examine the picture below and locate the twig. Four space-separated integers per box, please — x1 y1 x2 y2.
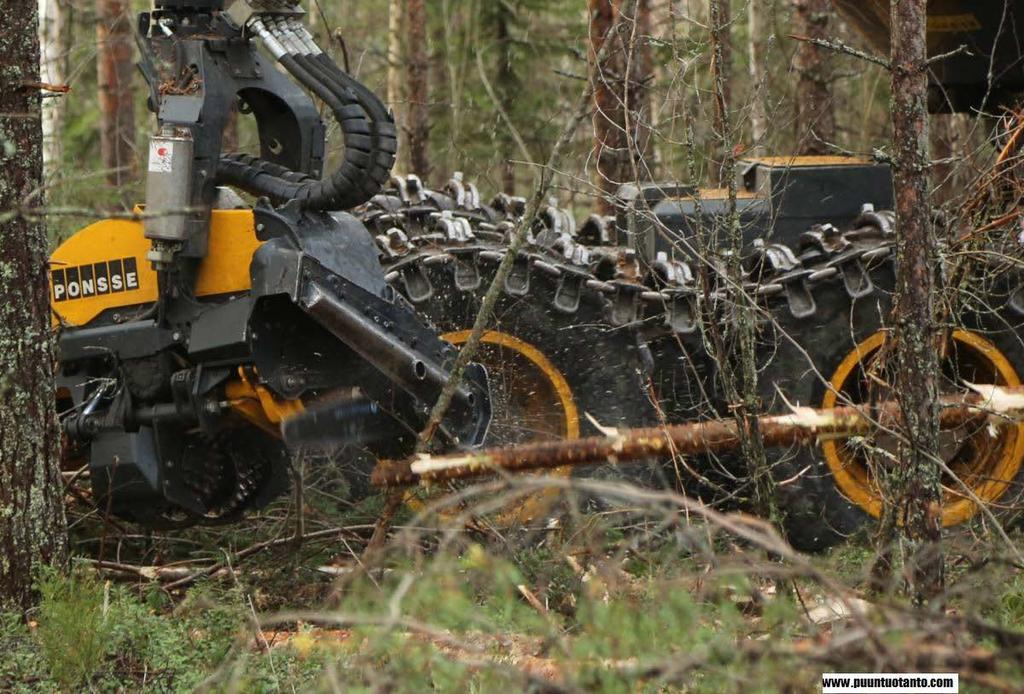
77 558 208 581
517 583 548 616
356 11 628 561
788 34 890 69
475 49 533 164
19 80 71 93
360 489 405 561
260 611 575 693
162 525 373 591
927 44 972 67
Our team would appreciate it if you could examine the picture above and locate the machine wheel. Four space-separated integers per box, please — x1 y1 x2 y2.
644 329 741 504
759 258 1024 551
387 246 661 521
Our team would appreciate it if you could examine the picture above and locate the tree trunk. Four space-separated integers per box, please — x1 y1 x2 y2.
888 0 943 604
307 0 320 38
38 0 67 179
406 0 430 178
929 113 967 206
494 6 518 194
717 0 732 127
96 0 135 189
387 0 409 173
792 0 836 154
221 107 239 154
375 387 1024 488
589 0 653 214
747 0 770 153
0 0 69 612
708 0 775 521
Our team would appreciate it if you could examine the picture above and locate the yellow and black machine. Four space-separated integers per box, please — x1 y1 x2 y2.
52 0 490 528
51 0 1024 548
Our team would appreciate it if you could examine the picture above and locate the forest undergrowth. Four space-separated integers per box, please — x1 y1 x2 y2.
6 469 1024 693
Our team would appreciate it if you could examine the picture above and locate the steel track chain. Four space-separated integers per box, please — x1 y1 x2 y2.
359 174 899 338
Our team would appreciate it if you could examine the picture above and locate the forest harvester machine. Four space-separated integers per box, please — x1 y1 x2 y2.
50 0 1024 550
51 0 493 529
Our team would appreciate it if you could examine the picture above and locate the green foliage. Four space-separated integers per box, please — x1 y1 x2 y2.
34 568 111 689
339 545 548 636
997 572 1024 627
3 570 265 691
0 612 50 692
3 535 1024 691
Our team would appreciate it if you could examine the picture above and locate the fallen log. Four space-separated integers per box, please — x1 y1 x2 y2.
372 384 1024 488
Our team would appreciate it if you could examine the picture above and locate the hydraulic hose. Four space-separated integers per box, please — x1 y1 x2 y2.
215 19 397 211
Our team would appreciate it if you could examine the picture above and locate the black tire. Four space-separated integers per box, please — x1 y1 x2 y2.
645 327 747 506
953 264 1024 525
388 247 663 513
756 260 894 551
759 257 1024 551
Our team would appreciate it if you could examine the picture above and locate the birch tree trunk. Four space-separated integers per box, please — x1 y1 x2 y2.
96 0 135 189
38 0 66 179
792 0 836 154
589 0 653 214
888 0 943 604
746 0 770 152
387 0 409 173
0 0 69 612
406 0 430 178
494 6 518 194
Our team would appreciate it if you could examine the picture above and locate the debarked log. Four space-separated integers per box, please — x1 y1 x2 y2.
372 384 1024 488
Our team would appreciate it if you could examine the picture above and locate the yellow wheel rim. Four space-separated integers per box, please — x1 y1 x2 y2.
822 329 1024 525
405 330 579 522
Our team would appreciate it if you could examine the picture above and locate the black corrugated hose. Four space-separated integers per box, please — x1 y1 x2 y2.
216 48 397 211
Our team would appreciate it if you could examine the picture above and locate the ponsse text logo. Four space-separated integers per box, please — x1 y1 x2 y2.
52 258 140 302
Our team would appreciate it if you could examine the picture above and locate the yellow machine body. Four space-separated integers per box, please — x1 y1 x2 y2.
49 209 301 433
49 209 261 328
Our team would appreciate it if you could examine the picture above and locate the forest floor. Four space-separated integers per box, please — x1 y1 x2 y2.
4 476 1024 692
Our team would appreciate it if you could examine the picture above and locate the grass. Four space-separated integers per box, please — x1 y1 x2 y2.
5 508 1024 692
15 430 1024 691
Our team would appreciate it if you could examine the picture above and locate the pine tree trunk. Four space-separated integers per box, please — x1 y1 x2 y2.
792 0 836 154
96 0 135 188
38 0 66 179
589 0 653 214
406 0 430 178
590 0 616 208
0 0 69 612
747 0 770 152
706 0 733 184
889 0 943 604
432 13 451 177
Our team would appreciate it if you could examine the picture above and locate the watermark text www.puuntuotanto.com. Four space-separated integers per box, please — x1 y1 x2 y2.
821 673 958 693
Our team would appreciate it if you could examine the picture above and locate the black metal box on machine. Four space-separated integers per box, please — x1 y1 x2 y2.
624 156 894 261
